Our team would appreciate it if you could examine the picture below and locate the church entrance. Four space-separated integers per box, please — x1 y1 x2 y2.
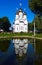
21 31 23 33
20 26 24 32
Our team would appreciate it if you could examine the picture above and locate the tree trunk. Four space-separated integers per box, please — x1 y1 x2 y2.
34 18 35 36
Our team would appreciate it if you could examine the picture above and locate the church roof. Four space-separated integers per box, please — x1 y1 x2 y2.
16 12 19 15
19 9 23 12
23 12 26 15
16 9 23 15
16 9 26 15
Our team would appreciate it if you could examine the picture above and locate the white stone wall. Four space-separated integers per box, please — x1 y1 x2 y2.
15 15 19 20
14 25 19 32
19 12 23 20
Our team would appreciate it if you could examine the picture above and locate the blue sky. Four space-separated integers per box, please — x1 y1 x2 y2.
0 0 35 24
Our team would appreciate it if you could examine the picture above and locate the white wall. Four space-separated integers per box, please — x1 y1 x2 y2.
19 12 23 20
13 24 28 32
15 15 19 20
14 25 19 32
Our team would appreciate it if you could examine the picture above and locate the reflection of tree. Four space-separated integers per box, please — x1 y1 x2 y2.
35 40 42 65
36 40 42 55
34 39 36 52
0 39 10 52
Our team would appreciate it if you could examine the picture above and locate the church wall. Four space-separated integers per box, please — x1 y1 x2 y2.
24 25 28 32
19 23 24 32
13 24 28 32
24 20 28 24
19 12 23 20
15 20 19 24
19 12 23 16
23 15 27 20
14 25 19 32
15 15 19 20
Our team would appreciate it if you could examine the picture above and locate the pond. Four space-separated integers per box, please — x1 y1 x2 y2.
0 38 42 65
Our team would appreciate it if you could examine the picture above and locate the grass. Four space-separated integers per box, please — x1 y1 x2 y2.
0 32 33 36
36 34 42 38
0 32 42 38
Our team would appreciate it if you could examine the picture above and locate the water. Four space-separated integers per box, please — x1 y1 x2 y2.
0 38 42 65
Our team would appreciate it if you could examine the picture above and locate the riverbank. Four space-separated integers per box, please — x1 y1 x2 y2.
0 36 42 40
0 32 42 40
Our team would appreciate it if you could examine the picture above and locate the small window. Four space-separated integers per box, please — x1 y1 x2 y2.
17 27 18 30
20 21 24 23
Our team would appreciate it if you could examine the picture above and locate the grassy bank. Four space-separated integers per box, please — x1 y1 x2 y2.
36 34 42 38
0 32 42 39
0 32 33 36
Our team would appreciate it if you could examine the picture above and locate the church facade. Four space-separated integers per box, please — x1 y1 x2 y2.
12 9 28 32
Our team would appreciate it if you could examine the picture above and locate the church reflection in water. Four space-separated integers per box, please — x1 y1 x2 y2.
12 39 28 57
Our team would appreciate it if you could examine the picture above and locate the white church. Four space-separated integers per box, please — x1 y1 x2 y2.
12 9 28 33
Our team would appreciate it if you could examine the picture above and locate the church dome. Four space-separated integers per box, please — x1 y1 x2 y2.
23 12 26 15
16 9 23 15
19 9 23 12
16 12 19 15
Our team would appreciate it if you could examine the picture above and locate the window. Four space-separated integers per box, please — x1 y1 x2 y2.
20 21 24 23
17 27 18 30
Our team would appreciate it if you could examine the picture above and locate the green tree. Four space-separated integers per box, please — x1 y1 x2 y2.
0 18 3 28
28 0 42 35
28 16 42 33
0 17 11 31
28 0 42 15
28 22 34 31
34 15 42 31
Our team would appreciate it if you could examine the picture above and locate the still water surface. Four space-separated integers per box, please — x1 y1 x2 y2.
0 38 42 65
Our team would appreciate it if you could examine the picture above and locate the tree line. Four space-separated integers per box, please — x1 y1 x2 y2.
28 15 42 32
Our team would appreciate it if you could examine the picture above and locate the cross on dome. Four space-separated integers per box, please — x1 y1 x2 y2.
16 2 26 15
19 3 22 7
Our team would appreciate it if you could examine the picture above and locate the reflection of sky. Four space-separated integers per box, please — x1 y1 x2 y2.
26 44 34 65
27 44 34 56
0 40 16 65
